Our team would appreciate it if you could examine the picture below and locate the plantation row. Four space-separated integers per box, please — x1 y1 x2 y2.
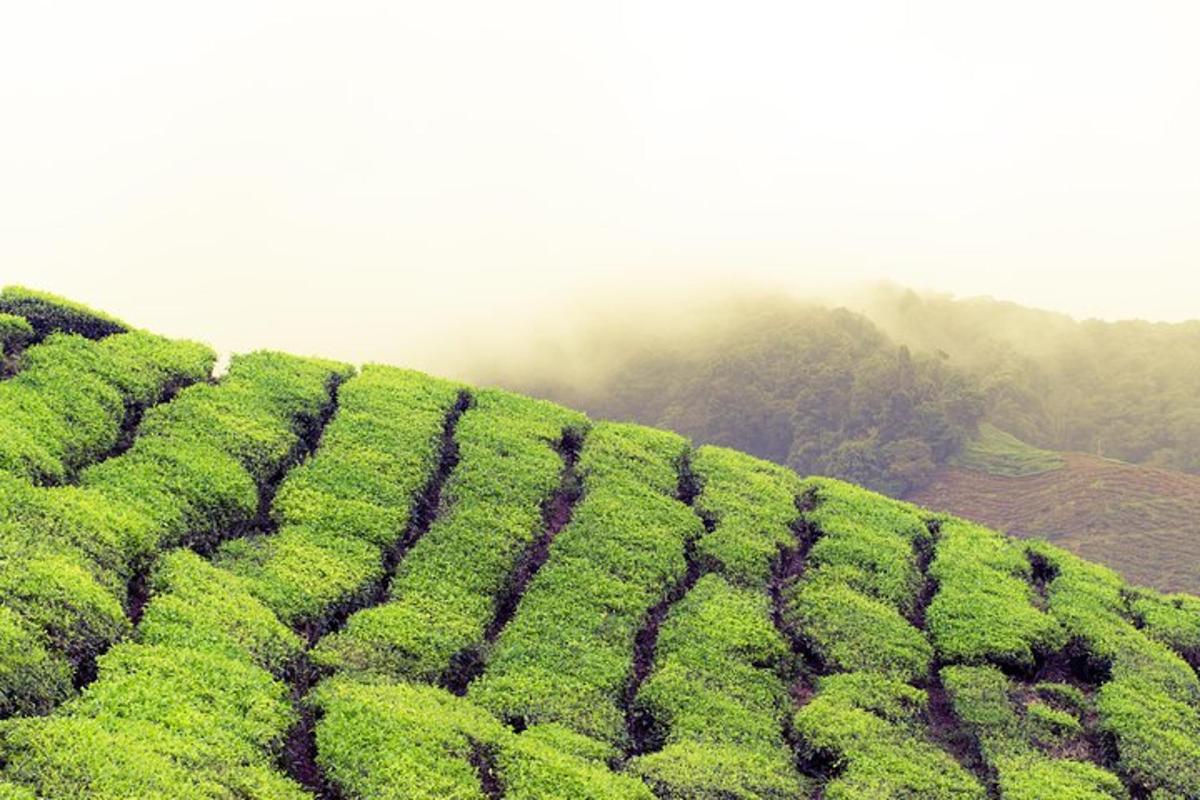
0 289 1199 798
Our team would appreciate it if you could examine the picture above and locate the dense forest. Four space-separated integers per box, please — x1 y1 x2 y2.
494 287 1200 494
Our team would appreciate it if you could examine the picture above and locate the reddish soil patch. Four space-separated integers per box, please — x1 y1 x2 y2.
908 453 1200 593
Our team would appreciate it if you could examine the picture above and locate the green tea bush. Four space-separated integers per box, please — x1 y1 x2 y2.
468 422 701 744
799 478 929 614
0 285 128 340
215 367 464 636
690 445 803 589
627 574 806 798
312 677 654 800
138 549 304 673
940 664 1125 799
314 389 585 680
0 314 33 356
0 606 72 718
1028 541 1200 796
784 577 932 681
0 644 306 799
792 672 986 799
0 332 214 483
1125 586 1200 665
0 351 344 718
926 520 1063 670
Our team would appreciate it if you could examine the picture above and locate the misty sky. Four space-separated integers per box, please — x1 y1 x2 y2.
3 1 1199 371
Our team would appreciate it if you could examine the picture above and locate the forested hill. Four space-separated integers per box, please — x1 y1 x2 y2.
494 287 1200 496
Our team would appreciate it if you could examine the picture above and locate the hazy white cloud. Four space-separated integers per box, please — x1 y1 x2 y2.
3 1 1198 371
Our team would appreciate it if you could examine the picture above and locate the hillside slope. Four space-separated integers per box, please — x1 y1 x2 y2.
909 452 1200 594
0 288 1199 800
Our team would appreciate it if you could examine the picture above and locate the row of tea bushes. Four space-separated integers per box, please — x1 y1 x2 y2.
213 366 465 637
0 332 214 483
467 422 703 745
0 351 347 718
312 389 585 681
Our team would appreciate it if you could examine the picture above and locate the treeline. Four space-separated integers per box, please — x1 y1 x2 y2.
515 304 985 496
862 286 1200 473
492 286 1200 494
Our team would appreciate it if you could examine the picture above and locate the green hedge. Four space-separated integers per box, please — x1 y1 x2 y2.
1029 541 1200 797
0 332 215 483
689 445 804 589
0 286 128 340
215 366 464 636
784 577 932 681
926 520 1063 670
798 478 930 615
792 672 986 799
627 574 807 798
468 422 701 745
312 677 653 800
0 351 346 719
0 314 33 357
313 389 586 681
0 644 307 798
940 664 1125 799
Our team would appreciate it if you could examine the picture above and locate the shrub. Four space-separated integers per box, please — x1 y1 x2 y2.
0 332 214 483
312 677 653 800
926 520 1063 670
468 422 701 744
690 445 803 589
784 578 932 681
791 672 985 799
313 389 585 681
799 478 930 615
627 574 806 798
0 285 128 340
138 549 304 673
1125 587 1200 666
0 644 306 798
0 314 34 356
0 606 72 718
216 367 464 640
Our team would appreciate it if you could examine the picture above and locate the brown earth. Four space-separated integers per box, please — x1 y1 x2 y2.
907 453 1200 594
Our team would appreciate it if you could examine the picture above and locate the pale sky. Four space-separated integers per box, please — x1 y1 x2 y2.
3 1 1199 372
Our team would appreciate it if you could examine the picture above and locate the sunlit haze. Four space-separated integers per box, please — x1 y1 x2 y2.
4 1 1199 372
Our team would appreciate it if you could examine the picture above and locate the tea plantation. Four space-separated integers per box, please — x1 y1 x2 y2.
0 286 1198 799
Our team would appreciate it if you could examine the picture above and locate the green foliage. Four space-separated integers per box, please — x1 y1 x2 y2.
138 549 304 673
628 574 806 798
469 422 701 744
313 678 653 800
785 578 932 681
313 389 585 681
0 644 306 799
0 606 72 718
0 332 215 483
800 478 929 615
1125 587 1200 664
0 285 129 340
941 665 1126 799
690 445 803 589
1029 541 1200 796
218 366 463 637
271 365 463 546
952 423 1065 477
0 314 34 357
792 672 985 799
927 520 1063 670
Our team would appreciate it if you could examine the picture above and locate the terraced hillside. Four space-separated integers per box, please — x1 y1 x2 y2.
1 287 1199 800
910 452 1200 594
